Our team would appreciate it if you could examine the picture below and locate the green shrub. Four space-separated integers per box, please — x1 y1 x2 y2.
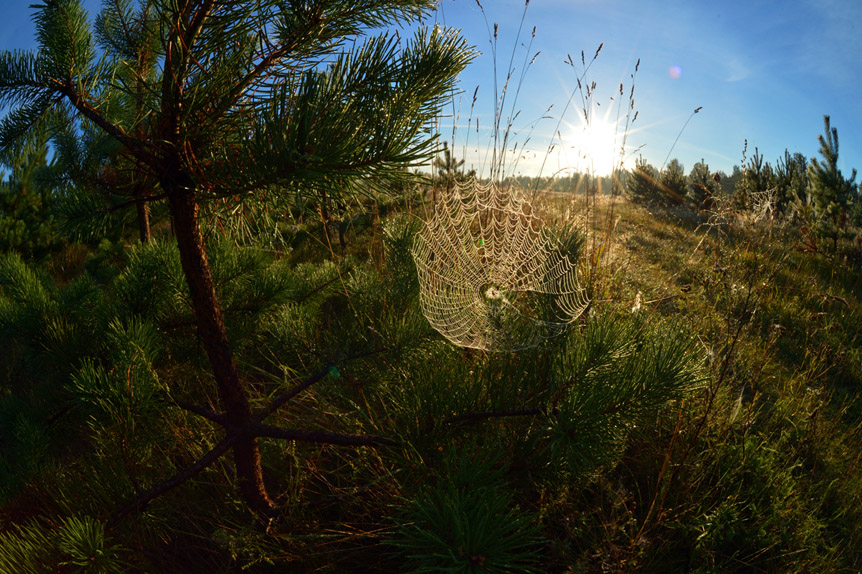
393 447 544 573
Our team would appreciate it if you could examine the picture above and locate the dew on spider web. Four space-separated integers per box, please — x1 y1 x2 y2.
411 178 588 352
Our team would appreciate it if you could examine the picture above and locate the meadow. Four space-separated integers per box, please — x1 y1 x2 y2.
2 175 860 572
1 1 860 571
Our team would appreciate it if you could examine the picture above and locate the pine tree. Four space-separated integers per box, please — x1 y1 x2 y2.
774 150 808 216
433 141 464 188
660 158 688 205
626 157 689 208
721 164 743 197
0 130 58 259
626 157 662 207
807 115 858 251
0 0 474 515
735 147 775 212
688 158 720 211
42 0 164 243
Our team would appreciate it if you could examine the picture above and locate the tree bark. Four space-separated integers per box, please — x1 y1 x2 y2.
167 186 274 515
135 194 151 243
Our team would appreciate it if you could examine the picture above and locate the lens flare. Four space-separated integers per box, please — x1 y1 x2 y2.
669 65 683 79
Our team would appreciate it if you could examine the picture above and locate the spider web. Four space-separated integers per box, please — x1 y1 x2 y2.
411 179 589 351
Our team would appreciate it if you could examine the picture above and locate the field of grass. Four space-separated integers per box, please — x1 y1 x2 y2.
1 185 861 573
551 191 862 571
2 0 860 571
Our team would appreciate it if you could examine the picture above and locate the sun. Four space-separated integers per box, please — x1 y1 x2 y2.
561 114 627 177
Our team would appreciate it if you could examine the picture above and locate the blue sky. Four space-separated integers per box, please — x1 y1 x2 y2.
2 1 860 179
430 0 862 178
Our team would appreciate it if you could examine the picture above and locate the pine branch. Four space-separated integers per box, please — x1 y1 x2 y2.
255 347 395 423
174 399 228 425
51 77 158 168
100 192 166 212
107 426 242 526
0 50 48 107
0 95 56 150
108 417 394 526
183 0 216 53
109 358 397 524
443 408 545 426
107 416 395 525
202 9 324 133
256 363 334 421
250 423 397 447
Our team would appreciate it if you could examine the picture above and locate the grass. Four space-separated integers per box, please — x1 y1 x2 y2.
2 4 860 570
1 174 861 572
545 191 862 572
234 187 862 571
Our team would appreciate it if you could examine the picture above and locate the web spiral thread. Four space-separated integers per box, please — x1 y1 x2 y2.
412 179 588 351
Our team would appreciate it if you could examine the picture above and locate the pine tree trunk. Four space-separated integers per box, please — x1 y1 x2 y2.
136 195 151 243
167 186 274 515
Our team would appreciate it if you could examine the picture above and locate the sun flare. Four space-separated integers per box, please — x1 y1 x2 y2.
561 114 627 177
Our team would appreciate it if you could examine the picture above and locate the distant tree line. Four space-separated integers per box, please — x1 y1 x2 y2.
501 115 860 255
639 115 862 254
